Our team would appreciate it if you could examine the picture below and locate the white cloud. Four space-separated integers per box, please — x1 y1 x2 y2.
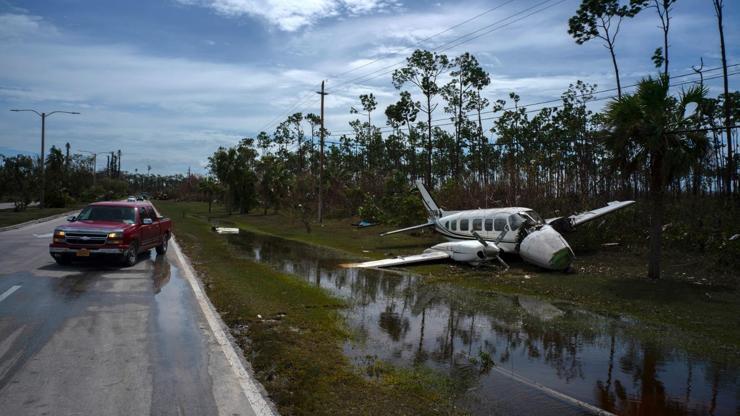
180 0 398 31
0 13 56 39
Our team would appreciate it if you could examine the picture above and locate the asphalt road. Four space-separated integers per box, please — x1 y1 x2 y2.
0 216 273 416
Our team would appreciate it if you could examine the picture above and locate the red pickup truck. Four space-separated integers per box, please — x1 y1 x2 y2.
50 201 172 266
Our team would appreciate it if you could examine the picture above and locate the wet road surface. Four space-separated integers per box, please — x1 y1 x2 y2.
230 230 739 416
0 217 271 416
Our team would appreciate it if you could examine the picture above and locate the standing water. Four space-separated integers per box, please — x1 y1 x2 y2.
228 231 738 416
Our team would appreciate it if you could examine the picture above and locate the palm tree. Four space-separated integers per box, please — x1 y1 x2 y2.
605 74 706 279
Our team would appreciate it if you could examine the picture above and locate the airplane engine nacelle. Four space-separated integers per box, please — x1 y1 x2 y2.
518 225 574 270
427 240 500 263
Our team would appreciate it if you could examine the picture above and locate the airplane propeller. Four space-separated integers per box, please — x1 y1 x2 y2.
472 231 509 271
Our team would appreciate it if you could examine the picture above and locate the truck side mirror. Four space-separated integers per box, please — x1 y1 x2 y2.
142 218 153 225
66 216 76 222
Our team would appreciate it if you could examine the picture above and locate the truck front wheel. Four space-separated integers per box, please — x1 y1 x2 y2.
155 233 169 255
122 242 138 267
54 255 71 266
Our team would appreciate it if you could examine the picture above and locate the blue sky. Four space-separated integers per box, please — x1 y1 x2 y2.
1 0 738 174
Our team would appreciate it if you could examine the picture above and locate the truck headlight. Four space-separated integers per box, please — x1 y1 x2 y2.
107 232 123 243
53 230 65 243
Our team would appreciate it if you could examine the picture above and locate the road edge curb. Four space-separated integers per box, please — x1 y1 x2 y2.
0 210 78 233
169 237 279 416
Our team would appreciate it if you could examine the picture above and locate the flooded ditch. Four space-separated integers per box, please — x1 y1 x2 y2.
227 230 738 416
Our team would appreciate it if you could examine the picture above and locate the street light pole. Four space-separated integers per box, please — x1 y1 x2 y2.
10 109 80 208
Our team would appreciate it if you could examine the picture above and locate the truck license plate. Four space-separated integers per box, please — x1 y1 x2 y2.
76 248 90 257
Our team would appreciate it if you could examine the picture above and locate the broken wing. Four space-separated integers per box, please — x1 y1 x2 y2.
546 200 635 233
343 250 450 269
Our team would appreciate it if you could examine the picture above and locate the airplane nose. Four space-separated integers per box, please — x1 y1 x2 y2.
518 225 574 270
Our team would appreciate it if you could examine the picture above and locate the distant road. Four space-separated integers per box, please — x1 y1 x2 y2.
0 216 273 415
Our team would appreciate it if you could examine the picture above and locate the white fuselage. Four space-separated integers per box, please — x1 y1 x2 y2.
432 207 539 253
430 207 575 270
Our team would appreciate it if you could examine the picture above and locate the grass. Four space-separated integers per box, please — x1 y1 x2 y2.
161 201 740 362
0 205 82 228
156 201 466 416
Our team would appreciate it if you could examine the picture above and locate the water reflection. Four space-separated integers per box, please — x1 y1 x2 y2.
230 232 738 416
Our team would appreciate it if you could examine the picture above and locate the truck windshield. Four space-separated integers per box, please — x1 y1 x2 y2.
77 206 136 224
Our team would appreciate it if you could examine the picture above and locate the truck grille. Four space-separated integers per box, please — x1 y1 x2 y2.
64 231 108 246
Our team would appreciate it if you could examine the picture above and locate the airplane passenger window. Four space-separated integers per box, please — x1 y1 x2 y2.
451 220 457 231
509 214 525 230
485 219 493 231
494 215 507 231
472 219 482 231
460 219 469 231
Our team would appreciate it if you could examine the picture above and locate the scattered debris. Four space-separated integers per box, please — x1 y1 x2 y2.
601 242 620 247
352 220 378 228
213 226 239 234
523 274 531 279
730 234 739 241
256 314 263 319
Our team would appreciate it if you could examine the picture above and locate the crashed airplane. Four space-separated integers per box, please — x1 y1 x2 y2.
350 180 634 271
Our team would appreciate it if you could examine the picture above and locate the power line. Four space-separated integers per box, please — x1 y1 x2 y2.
330 0 518 81
259 0 561 134
327 0 563 93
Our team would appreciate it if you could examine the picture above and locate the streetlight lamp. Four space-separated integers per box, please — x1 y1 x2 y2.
10 109 80 208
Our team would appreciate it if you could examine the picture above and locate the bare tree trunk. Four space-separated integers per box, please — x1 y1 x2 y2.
426 94 433 187
714 0 733 195
607 39 622 99
648 151 664 280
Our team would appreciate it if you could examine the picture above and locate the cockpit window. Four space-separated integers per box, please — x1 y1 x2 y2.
509 214 525 231
451 220 457 231
523 210 544 224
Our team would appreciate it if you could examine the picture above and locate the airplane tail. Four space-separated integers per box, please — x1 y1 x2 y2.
415 179 442 219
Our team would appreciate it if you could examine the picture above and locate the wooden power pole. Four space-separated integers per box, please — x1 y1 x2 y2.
317 81 328 223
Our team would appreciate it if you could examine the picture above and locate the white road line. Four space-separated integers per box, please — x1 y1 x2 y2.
170 238 278 416
0 285 21 303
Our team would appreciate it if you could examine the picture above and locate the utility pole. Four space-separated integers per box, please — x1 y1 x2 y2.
117 149 122 177
317 80 328 224
10 109 80 208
